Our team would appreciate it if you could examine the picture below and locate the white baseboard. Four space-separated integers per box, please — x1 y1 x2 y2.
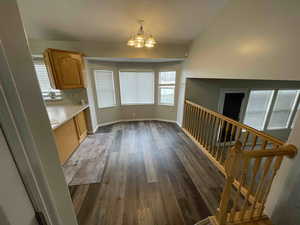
95 118 177 131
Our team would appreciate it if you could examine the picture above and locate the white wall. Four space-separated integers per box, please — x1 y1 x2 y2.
0 1 78 225
87 61 182 126
183 0 300 81
178 0 300 224
266 116 300 225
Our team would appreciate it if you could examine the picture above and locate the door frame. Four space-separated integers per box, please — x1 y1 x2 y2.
218 88 250 122
0 56 52 225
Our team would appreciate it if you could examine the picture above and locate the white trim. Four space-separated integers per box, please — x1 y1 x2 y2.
97 118 177 129
158 71 176 106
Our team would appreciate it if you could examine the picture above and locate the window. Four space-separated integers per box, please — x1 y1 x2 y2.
243 90 273 130
33 61 62 100
119 71 154 105
292 102 300 128
158 71 176 105
94 70 116 108
268 90 299 129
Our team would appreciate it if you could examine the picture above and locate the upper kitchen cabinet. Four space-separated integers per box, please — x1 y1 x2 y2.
43 48 85 90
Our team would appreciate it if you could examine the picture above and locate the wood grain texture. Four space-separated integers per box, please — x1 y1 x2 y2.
69 121 226 225
43 48 85 89
54 118 79 164
74 111 88 143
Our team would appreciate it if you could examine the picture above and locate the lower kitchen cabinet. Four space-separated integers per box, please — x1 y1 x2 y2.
74 111 87 143
53 109 88 164
54 118 79 164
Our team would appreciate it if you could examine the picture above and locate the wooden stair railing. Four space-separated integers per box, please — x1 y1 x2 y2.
182 100 297 225
210 142 297 225
182 100 285 175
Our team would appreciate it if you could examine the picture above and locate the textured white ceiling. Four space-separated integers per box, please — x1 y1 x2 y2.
17 0 226 44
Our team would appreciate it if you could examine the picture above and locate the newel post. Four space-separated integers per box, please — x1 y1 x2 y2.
216 141 242 225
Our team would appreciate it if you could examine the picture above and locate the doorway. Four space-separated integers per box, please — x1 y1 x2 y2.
219 89 247 142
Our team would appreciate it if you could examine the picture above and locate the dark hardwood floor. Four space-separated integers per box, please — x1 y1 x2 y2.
68 121 225 225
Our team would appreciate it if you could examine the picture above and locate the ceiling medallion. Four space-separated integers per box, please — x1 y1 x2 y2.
127 20 156 48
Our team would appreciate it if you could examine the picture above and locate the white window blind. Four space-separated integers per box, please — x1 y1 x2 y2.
94 70 116 108
33 61 62 100
119 71 154 105
268 90 299 129
243 90 273 130
158 71 176 105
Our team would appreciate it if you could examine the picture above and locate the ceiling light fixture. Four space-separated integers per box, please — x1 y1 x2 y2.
127 20 156 48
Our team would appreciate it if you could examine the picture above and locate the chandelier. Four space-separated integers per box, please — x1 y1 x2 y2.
127 20 156 48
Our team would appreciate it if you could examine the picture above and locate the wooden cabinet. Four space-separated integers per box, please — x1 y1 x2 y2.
74 111 88 143
53 109 88 164
43 48 85 90
54 119 79 164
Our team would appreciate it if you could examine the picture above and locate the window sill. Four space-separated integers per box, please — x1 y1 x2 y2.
158 104 175 107
121 103 155 106
98 105 118 109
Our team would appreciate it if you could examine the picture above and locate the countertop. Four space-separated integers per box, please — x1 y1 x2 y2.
46 104 89 130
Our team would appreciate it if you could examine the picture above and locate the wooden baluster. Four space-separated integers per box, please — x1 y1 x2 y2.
240 157 262 220
251 135 258 150
212 118 221 156
257 156 283 216
193 106 199 138
229 124 237 149
242 131 249 150
195 107 201 142
237 127 242 142
192 106 198 138
202 111 208 147
229 156 250 222
190 106 195 136
249 156 274 218
215 120 224 160
209 116 217 154
217 142 242 225
182 102 187 129
197 109 204 144
188 104 193 134
200 109 205 144
191 106 195 137
261 139 268 150
220 122 230 164
205 113 212 149
186 103 191 132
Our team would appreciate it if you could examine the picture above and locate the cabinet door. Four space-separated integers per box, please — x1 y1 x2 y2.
54 119 79 164
74 111 88 143
44 49 85 89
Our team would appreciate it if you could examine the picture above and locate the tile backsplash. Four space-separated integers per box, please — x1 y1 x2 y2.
45 88 88 106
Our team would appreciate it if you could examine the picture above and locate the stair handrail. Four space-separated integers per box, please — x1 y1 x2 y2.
215 141 297 225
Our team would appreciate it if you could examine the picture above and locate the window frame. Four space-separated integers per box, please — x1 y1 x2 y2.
119 70 155 106
93 69 117 109
241 88 300 131
158 71 176 106
242 89 275 131
33 59 63 101
267 89 300 130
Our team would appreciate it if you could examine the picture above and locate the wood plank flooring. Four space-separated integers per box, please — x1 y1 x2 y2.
68 121 226 225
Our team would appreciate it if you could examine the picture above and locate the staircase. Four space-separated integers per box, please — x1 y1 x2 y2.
183 100 298 225
196 217 272 225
